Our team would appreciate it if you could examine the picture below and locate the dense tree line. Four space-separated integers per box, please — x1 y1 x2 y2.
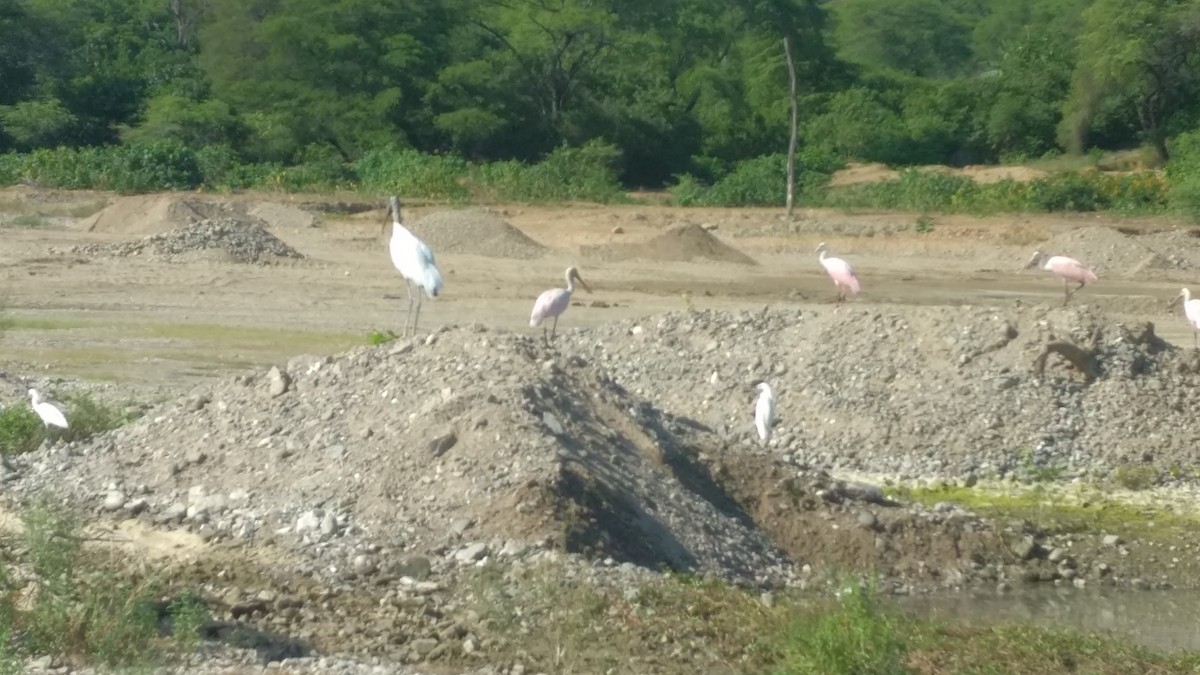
1 0 1199 189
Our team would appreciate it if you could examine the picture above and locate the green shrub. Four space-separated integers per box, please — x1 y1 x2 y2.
355 146 470 201
669 149 843 207
0 406 43 455
476 140 626 203
58 392 136 444
1167 129 1200 221
1026 172 1107 212
108 140 202 193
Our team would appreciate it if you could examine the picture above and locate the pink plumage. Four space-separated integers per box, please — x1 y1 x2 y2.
1027 250 1097 305
530 288 570 327
815 242 860 304
530 266 591 342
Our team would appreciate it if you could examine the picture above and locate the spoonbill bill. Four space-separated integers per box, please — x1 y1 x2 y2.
1169 287 1200 349
754 382 776 447
384 196 443 337
530 266 591 343
28 389 68 442
815 242 860 305
1025 251 1097 306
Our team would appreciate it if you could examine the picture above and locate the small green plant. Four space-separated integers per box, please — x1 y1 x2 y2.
914 215 934 233
57 392 136 444
367 329 399 345
762 580 907 675
1112 465 1157 491
0 406 44 455
168 590 211 653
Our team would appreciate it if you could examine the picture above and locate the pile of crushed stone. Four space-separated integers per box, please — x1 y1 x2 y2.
65 218 305 264
550 304 1200 483
407 210 548 259
79 195 321 234
1035 226 1200 276
583 222 757 265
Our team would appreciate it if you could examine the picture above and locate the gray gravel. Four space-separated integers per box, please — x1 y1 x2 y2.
62 217 306 264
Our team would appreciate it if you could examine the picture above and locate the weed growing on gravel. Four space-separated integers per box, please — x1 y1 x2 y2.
2 500 211 668
366 329 399 345
57 392 138 444
914 215 934 234
0 407 43 455
1113 465 1158 491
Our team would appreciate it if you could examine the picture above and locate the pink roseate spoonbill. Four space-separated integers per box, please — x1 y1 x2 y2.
384 196 443 337
530 266 591 343
815 242 860 305
1168 287 1200 349
754 382 776 447
1025 250 1097 306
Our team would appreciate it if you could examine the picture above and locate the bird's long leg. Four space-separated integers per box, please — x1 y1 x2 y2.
1193 329 1197 350
403 280 415 337
413 291 424 337
551 315 559 342
1062 280 1071 306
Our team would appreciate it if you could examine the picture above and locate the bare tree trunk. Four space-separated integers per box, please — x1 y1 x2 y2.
783 36 799 218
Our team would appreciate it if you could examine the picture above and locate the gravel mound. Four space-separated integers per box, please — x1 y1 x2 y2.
548 304 1200 483
68 218 306 264
583 223 757 265
1036 226 1200 276
407 210 548 259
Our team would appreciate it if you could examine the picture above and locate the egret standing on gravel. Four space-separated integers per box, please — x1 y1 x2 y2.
530 266 591 343
1025 250 1097 306
385 196 443 337
28 389 68 442
815 242 860 305
1169 287 1200 349
754 382 776 447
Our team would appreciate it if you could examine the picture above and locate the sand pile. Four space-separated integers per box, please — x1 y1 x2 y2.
583 223 757 265
79 196 321 235
407 210 548 259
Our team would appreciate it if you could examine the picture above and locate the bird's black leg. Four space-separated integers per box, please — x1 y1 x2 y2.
413 291 423 337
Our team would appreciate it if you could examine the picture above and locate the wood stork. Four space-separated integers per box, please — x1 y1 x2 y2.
385 196 443 337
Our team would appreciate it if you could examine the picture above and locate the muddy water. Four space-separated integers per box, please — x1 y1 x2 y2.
895 587 1200 652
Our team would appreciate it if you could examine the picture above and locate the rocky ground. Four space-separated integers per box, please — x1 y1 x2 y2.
5 188 1200 672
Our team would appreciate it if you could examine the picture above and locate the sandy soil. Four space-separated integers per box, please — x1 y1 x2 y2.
1 187 1196 389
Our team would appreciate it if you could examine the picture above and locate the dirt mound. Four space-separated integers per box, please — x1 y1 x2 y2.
961 165 1049 184
66 218 305 264
79 196 321 234
407 209 548 259
582 223 757 265
1035 226 1199 276
829 162 900 187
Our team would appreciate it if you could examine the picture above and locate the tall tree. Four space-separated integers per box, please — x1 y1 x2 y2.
1060 0 1200 161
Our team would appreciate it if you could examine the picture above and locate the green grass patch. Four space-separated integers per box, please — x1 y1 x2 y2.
891 484 1199 541
465 561 1200 674
0 499 212 668
3 317 93 331
366 329 399 345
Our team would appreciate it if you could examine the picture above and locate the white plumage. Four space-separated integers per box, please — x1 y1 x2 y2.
754 382 775 446
28 389 68 429
386 196 443 336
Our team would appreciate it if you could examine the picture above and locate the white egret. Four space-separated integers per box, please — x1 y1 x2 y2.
754 382 776 446
28 389 68 444
385 196 443 337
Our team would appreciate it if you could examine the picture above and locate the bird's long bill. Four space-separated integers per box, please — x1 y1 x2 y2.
574 271 592 293
1169 294 1183 308
1024 252 1041 269
382 196 402 235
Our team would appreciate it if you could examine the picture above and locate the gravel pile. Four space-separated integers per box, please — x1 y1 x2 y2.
408 210 547 259
1036 226 1200 276
545 304 1200 483
67 218 306 264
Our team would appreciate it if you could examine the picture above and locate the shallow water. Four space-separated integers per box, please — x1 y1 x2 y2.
894 586 1200 652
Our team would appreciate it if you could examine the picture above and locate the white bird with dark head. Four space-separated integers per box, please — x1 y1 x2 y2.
28 389 68 437
754 382 776 446
530 266 590 343
385 196 443 337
